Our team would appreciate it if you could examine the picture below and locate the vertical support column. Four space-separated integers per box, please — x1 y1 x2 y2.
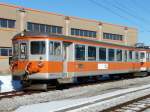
98 22 103 41
124 27 128 46
65 16 70 36
17 8 26 32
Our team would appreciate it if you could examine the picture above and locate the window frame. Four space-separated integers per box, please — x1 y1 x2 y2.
108 48 115 61
99 47 107 61
103 32 123 41
75 44 86 61
88 46 96 61
27 22 63 34
116 49 122 62
30 41 46 55
49 41 62 56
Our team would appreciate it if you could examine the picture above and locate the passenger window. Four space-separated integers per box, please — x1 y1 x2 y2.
99 47 106 61
49 41 61 56
75 44 85 61
129 51 133 61
108 49 115 61
124 50 128 62
135 52 139 61
140 52 145 59
116 49 122 61
88 46 96 61
31 41 45 55
149 53 150 62
54 42 61 55
49 41 53 55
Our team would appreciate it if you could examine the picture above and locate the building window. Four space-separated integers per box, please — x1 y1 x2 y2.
0 48 12 56
99 47 106 61
27 22 62 34
1 49 8 56
71 28 97 38
108 49 115 61
103 33 123 41
0 18 15 28
75 44 85 61
88 46 96 61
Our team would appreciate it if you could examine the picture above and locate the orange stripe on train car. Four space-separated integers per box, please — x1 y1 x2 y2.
13 61 63 73
67 62 141 72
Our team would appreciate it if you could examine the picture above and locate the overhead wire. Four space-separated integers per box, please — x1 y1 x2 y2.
88 0 150 32
88 0 138 25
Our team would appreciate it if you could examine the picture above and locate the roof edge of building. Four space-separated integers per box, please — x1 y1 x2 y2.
0 2 138 30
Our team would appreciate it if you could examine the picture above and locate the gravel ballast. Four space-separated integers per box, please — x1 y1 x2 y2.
0 76 150 112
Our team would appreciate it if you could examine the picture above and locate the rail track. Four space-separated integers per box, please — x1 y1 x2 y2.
106 95 150 112
13 83 150 112
0 76 147 100
54 84 150 112
0 90 40 99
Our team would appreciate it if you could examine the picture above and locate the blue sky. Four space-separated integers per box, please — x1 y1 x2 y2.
0 0 150 45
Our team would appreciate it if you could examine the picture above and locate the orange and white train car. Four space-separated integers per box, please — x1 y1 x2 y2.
10 32 150 87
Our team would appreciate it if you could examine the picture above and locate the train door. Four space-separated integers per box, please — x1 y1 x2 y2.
139 51 147 71
19 42 28 60
11 41 28 75
63 42 72 74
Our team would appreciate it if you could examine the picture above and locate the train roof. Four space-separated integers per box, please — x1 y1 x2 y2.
13 31 150 51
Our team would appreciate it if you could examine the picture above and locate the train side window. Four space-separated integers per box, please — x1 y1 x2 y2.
108 49 115 61
49 41 61 56
49 41 54 55
135 52 139 61
54 42 61 55
88 46 96 61
116 49 122 61
75 44 85 61
124 50 128 62
146 52 150 62
140 52 145 59
148 53 150 61
129 51 133 61
99 47 106 61
31 41 45 55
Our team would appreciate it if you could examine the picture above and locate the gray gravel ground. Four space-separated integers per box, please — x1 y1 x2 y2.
0 76 150 112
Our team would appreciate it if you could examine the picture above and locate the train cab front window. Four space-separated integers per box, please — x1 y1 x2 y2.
31 41 46 55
